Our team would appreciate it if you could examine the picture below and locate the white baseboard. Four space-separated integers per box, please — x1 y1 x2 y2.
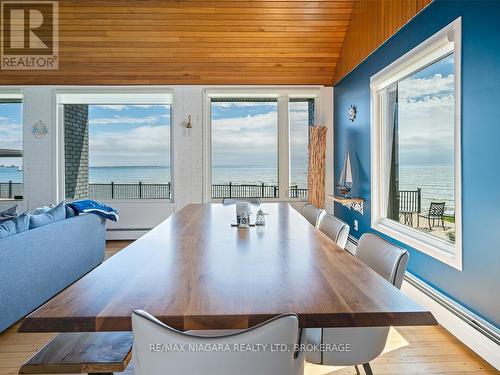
347 235 499 369
402 279 500 370
106 229 149 240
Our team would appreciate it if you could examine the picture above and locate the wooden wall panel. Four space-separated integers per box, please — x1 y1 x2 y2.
333 0 431 84
0 0 354 86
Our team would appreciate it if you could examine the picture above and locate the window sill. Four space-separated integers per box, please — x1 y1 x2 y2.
91 199 174 205
372 219 462 271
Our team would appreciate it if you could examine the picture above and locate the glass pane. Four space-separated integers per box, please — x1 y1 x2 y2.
211 100 278 199
289 100 311 198
387 54 455 244
0 101 23 200
64 104 171 200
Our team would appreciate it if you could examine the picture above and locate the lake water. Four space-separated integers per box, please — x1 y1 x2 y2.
0 164 454 210
399 164 454 211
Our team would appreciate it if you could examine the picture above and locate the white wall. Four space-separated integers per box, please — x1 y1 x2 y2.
1 85 333 239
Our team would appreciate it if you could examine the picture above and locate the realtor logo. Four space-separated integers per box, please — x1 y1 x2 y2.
1 0 58 70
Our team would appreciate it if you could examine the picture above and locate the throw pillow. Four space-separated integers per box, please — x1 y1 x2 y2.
65 204 77 218
0 212 30 239
29 202 66 229
0 204 18 222
32 205 54 215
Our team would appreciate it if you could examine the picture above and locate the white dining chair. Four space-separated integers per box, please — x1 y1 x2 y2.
305 233 409 375
132 310 305 375
222 197 262 205
301 203 325 228
318 214 350 249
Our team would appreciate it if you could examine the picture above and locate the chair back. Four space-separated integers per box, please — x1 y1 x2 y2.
132 310 304 375
306 234 409 367
318 214 350 249
222 197 261 205
428 202 446 217
356 233 409 288
301 203 325 228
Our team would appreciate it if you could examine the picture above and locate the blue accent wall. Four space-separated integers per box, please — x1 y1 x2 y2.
334 0 500 328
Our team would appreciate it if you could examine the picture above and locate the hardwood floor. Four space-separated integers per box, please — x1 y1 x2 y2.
0 241 495 375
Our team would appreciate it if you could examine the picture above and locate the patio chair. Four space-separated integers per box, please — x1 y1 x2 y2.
419 202 446 230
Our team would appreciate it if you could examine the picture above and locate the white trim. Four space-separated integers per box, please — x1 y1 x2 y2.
402 278 500 370
204 86 321 98
278 97 290 199
0 90 25 205
370 18 462 270
54 89 174 204
56 89 173 104
0 90 23 99
202 87 322 203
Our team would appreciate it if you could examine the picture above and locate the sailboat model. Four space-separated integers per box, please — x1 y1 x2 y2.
337 148 353 197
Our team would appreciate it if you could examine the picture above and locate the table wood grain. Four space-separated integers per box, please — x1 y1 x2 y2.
19 332 132 374
19 203 436 333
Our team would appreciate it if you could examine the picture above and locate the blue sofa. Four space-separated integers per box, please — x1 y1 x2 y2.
0 214 106 332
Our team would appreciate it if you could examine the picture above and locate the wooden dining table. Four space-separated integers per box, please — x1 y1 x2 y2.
19 203 436 333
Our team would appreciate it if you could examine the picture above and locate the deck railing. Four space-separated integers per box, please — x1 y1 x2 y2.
89 182 172 200
0 181 23 199
399 188 422 214
0 181 307 201
212 183 308 199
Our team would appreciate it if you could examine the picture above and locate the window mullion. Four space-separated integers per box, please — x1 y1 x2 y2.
277 97 289 201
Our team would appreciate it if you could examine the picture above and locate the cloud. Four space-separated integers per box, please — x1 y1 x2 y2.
398 86 455 164
398 74 454 100
211 108 310 168
212 112 277 167
0 122 22 150
90 125 170 166
94 105 127 111
90 115 160 126
93 105 167 111
212 102 276 108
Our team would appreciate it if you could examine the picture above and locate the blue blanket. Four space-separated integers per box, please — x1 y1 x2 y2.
67 200 119 222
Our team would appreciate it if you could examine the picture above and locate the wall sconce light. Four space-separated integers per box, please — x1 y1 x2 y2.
185 115 192 136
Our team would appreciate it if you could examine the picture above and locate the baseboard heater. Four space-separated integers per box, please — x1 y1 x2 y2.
347 235 500 345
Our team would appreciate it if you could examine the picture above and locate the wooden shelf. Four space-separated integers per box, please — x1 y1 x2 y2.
327 195 364 214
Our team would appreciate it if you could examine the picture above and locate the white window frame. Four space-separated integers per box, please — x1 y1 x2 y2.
203 87 320 203
0 90 24 203
370 18 462 270
55 88 174 204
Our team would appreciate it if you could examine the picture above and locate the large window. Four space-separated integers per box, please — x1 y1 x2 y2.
289 99 315 198
209 95 316 200
211 99 278 198
371 19 461 268
63 102 171 200
0 96 23 201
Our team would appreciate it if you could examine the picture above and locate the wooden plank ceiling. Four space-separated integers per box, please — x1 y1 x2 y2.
334 0 432 83
0 0 355 86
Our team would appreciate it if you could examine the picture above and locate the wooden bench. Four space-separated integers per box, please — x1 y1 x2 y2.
19 332 133 375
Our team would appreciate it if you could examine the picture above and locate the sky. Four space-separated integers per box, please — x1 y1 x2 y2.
397 53 455 165
88 105 171 167
211 101 309 169
0 100 310 172
0 103 22 167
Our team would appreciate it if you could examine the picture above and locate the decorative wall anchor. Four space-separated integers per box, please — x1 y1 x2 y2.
32 120 48 139
348 105 357 122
